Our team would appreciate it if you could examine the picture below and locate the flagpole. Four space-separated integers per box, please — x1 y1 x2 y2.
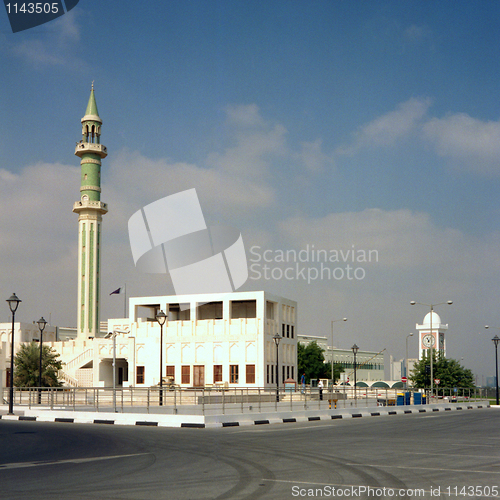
124 283 127 319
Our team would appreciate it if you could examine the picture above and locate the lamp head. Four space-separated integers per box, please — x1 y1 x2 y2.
485 325 490 329
351 343 359 354
493 335 500 347
6 293 21 314
410 301 416 306
36 317 47 332
156 310 167 326
343 318 347 321
273 332 281 346
447 301 453 305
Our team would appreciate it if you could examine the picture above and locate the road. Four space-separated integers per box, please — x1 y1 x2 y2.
1 409 498 499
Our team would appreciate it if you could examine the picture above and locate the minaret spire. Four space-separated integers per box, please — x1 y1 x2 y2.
73 84 108 339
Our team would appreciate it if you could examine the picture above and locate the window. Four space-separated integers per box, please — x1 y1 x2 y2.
197 301 223 320
291 366 294 380
214 365 223 383
287 366 290 379
231 300 256 319
136 366 145 384
286 325 290 338
267 365 270 384
181 365 190 384
266 301 275 320
168 303 190 321
166 365 175 380
246 365 255 384
291 325 294 339
230 365 239 383
282 366 286 383
282 324 285 337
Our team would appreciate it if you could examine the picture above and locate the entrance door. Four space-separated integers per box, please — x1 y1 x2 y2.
193 365 205 387
118 367 124 386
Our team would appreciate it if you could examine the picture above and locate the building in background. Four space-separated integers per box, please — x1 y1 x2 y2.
416 311 448 360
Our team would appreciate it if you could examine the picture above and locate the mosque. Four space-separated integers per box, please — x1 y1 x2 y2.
0 87 297 390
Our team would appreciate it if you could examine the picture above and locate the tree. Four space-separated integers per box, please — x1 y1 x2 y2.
409 351 474 389
14 342 63 388
297 341 343 383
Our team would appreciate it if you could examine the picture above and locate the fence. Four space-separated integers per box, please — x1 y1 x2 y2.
1 385 486 415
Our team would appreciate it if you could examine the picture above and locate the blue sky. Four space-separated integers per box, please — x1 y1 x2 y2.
1 1 500 383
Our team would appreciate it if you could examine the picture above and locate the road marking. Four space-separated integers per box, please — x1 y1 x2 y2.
345 463 500 474
0 453 151 470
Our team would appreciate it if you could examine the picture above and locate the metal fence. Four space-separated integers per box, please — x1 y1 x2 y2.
1 386 487 415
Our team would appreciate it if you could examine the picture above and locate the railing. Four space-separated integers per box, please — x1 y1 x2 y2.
0 386 486 415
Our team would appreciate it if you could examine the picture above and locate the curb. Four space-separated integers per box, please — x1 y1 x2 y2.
0 403 490 429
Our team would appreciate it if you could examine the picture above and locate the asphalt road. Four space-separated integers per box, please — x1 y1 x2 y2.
1 409 498 500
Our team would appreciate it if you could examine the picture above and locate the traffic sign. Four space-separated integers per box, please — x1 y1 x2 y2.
434 378 440 385
402 376 407 383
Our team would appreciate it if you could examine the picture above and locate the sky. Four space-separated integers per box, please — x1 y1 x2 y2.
1 1 500 384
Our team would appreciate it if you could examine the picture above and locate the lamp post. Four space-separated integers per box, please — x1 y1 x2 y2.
6 293 21 415
273 332 281 402
156 310 167 406
406 332 413 389
410 300 452 400
485 326 500 406
36 317 47 404
351 344 359 402
330 318 347 386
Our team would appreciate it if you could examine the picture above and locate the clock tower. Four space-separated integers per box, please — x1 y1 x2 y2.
73 84 108 339
416 311 448 360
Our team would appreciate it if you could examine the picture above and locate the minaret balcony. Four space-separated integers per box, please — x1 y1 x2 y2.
75 142 108 159
73 199 108 215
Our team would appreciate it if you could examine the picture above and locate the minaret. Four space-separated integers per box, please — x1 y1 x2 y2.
73 84 108 339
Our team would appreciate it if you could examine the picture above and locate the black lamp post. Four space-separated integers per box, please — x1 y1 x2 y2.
36 317 47 404
492 334 500 406
273 332 281 402
156 310 167 406
351 344 359 401
6 293 21 415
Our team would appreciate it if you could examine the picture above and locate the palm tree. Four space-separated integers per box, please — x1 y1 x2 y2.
14 342 63 387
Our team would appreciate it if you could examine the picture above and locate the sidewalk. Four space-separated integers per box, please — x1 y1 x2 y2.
0 401 490 429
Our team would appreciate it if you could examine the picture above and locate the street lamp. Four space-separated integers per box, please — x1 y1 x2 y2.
485 326 500 406
6 293 21 415
273 332 281 402
36 317 47 404
351 344 359 401
406 332 413 389
410 300 452 400
331 318 347 386
156 310 167 406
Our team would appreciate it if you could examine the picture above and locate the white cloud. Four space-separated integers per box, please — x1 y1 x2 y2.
339 97 432 154
9 10 82 67
423 113 500 174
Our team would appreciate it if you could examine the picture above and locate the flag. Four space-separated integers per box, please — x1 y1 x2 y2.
110 287 122 295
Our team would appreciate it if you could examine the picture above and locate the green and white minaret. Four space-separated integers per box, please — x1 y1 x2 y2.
73 84 108 339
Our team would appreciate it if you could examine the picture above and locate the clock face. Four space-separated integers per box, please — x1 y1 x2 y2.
422 334 435 348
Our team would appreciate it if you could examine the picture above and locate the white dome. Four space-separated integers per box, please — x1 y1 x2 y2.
423 311 441 326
